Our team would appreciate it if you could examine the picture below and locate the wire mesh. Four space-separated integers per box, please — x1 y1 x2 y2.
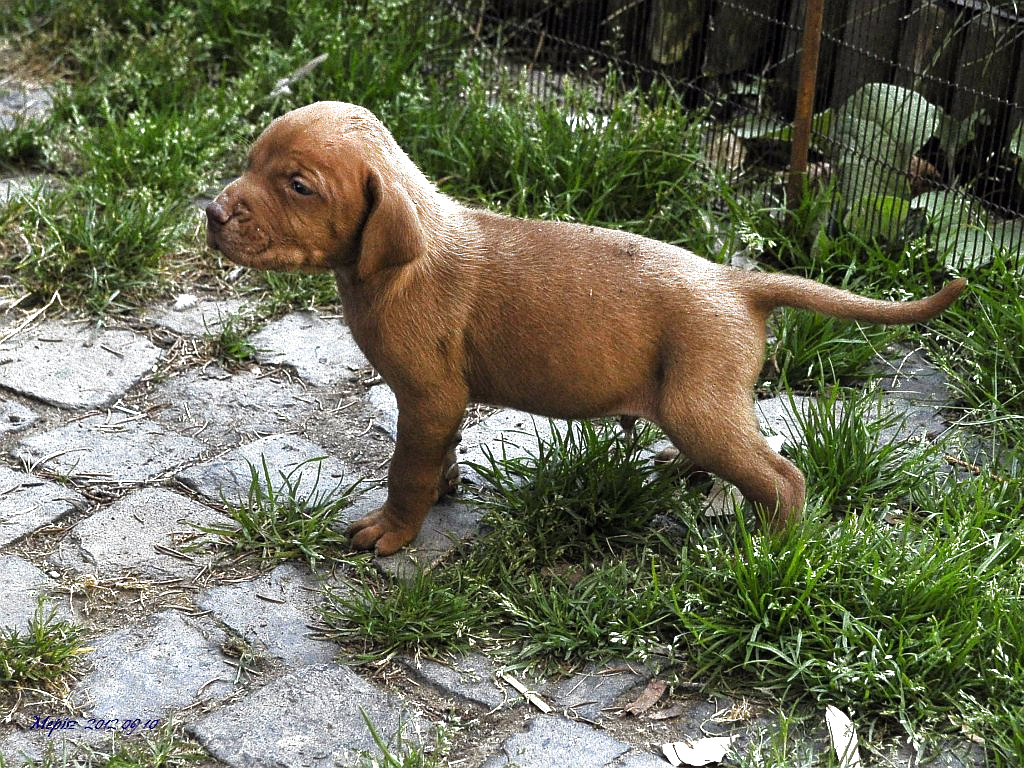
448 0 1024 270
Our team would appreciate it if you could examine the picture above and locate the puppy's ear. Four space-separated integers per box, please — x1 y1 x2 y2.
358 169 427 281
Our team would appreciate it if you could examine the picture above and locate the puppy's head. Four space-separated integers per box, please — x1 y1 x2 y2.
206 101 426 279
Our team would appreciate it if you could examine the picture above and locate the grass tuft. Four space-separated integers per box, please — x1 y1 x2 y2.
468 420 687 566
0 598 87 691
782 386 945 515
191 457 361 568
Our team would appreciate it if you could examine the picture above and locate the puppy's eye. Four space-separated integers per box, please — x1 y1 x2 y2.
289 178 315 196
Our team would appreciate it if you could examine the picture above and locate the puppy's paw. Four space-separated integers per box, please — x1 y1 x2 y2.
347 507 419 556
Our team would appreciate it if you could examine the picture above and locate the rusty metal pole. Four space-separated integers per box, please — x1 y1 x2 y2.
788 0 826 208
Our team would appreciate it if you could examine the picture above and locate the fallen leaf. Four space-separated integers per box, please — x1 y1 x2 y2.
662 735 739 767
624 679 667 716
703 479 743 518
649 702 687 721
825 706 863 768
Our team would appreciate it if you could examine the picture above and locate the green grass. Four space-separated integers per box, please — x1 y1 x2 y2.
929 253 1024 445
190 457 361 568
323 412 1024 763
0 598 87 692
782 385 944 515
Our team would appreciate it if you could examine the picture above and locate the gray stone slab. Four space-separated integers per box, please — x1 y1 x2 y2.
0 323 162 408
75 610 233 717
150 366 318 446
756 391 947 453
367 383 398 439
400 653 510 711
177 433 357 507
343 488 482 577
189 663 431 767
0 399 37 434
53 487 232 578
754 394 817 448
0 554 69 633
875 346 951 406
0 175 45 207
480 715 632 768
0 465 84 546
251 311 369 385
0 79 53 128
377 499 482 579
13 414 205 484
545 663 650 723
198 562 336 665
140 296 253 337
458 410 569 485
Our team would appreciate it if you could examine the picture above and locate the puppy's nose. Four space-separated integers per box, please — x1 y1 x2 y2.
205 200 231 226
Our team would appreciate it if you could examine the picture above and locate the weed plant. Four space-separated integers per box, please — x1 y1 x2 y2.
782 386 944 515
325 413 1024 763
469 420 685 564
191 457 360 568
929 253 1024 443
324 420 692 671
0 599 87 696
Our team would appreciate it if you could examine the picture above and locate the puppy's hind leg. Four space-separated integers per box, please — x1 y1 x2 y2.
656 389 805 530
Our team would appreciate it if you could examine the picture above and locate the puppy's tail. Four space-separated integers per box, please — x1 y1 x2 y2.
749 273 967 325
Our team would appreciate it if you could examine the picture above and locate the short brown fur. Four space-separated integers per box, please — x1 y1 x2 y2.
206 101 966 555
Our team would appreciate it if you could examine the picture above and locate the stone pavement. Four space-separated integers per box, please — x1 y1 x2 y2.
0 292 982 767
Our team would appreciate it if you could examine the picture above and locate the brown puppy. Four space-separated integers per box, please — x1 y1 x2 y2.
206 101 966 556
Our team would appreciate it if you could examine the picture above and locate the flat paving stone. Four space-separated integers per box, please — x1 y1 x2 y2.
0 400 37 435
0 78 52 128
341 487 482 578
190 663 430 767
0 323 162 409
251 311 369 385
52 487 232 578
457 410 569 485
367 382 398 439
13 414 205 484
480 715 658 768
75 610 234 717
545 663 650 723
400 652 512 711
198 562 336 665
754 394 817 448
140 296 253 337
177 433 357 507
150 366 319 446
378 500 482 579
0 465 84 547
0 554 68 632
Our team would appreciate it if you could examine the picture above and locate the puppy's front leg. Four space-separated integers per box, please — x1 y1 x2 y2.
348 397 465 556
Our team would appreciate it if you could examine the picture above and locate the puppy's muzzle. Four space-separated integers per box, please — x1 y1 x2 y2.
205 200 230 251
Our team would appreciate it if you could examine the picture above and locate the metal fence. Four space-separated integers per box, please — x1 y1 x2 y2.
454 0 1024 270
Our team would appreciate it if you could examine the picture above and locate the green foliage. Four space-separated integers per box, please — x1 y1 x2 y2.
191 457 361 568
469 420 687 565
783 386 944 514
929 254 1024 441
674 471 1024 739
0 599 86 690
323 419 693 672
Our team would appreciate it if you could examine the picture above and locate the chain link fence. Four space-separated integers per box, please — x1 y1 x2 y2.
451 0 1024 270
